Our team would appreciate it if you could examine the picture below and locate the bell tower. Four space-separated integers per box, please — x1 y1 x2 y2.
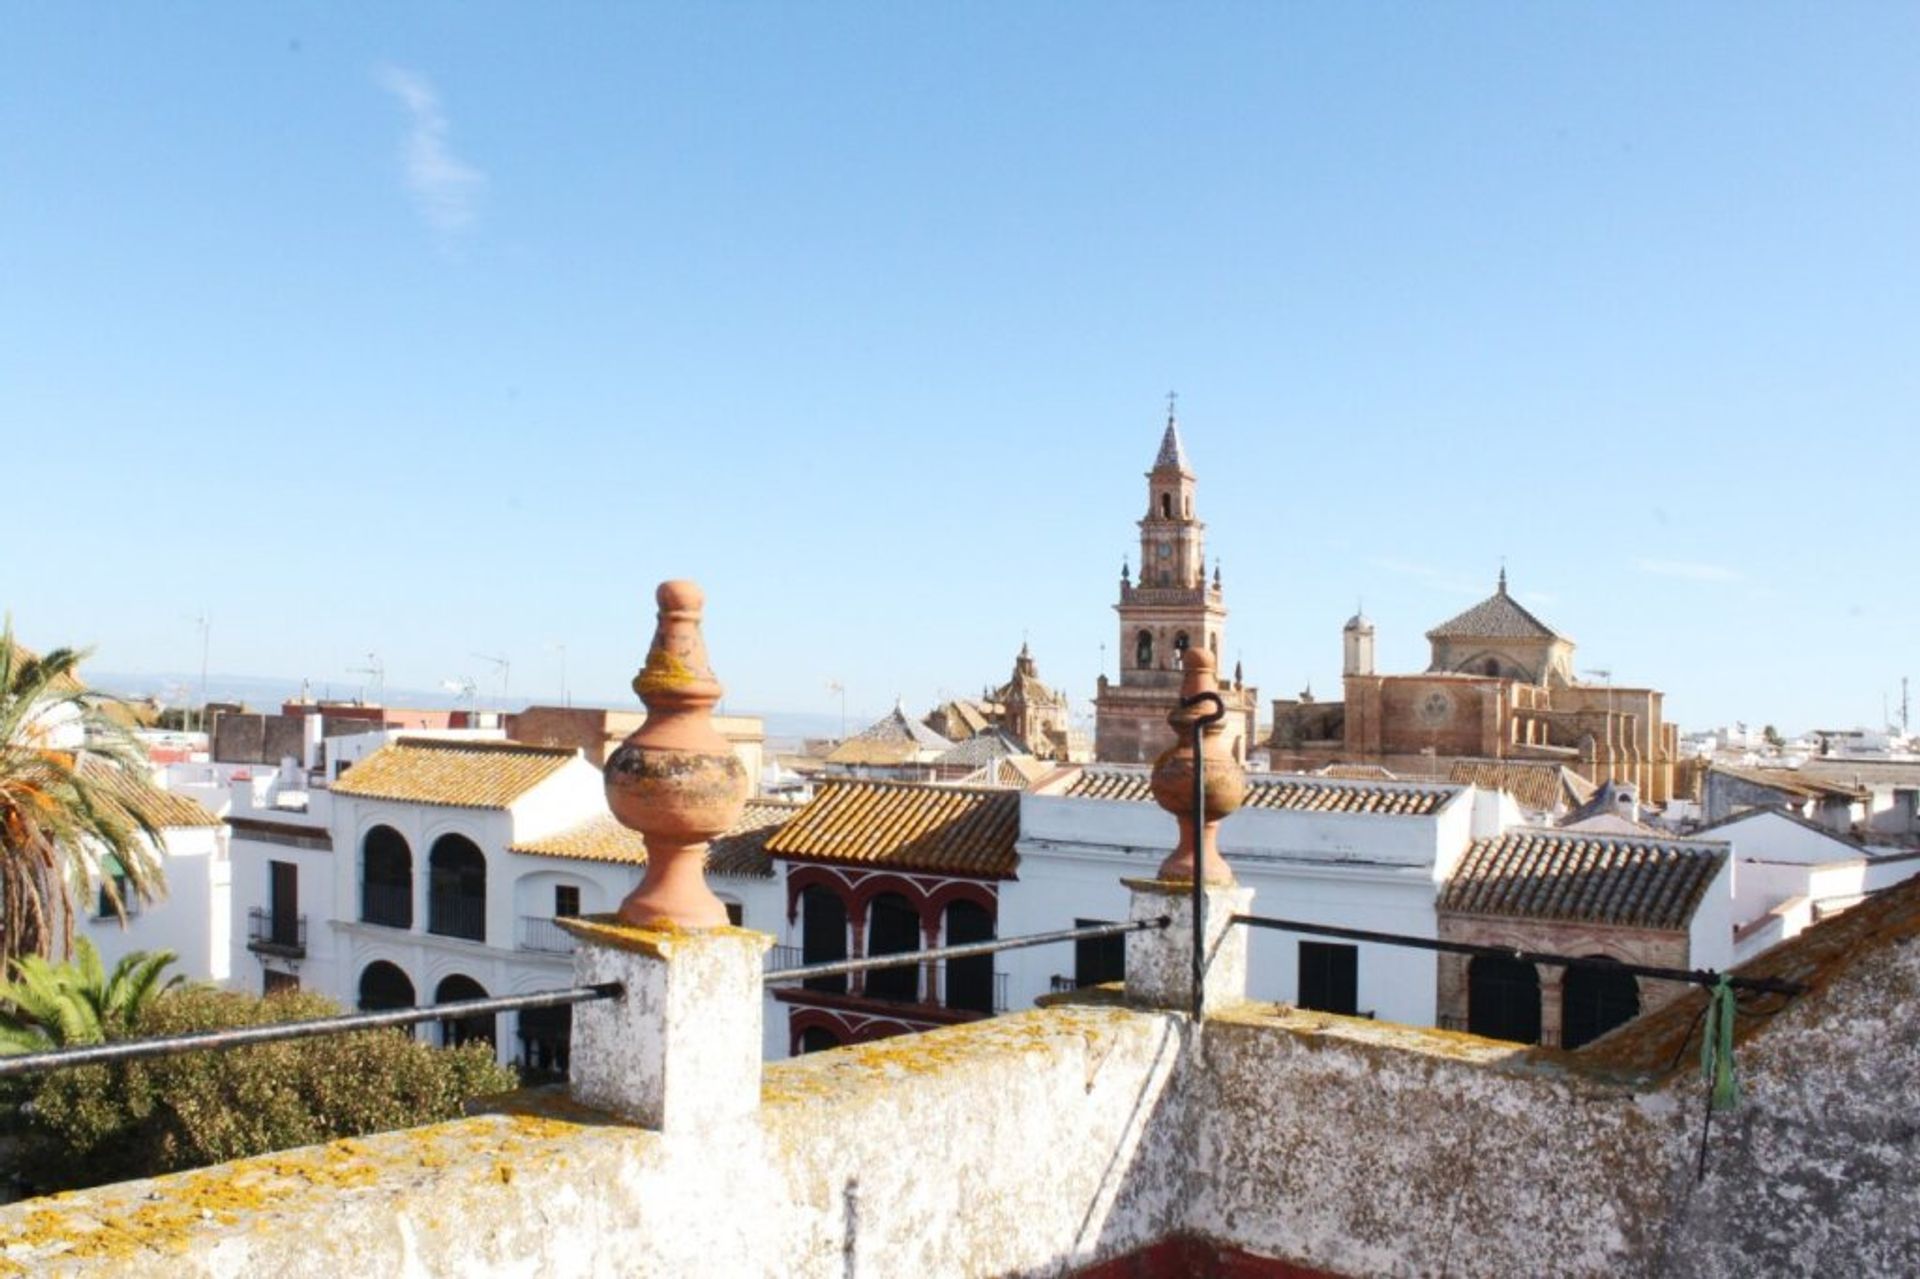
1094 401 1258 764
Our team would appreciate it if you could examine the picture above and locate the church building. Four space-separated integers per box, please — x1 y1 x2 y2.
1267 572 1680 802
1093 409 1258 763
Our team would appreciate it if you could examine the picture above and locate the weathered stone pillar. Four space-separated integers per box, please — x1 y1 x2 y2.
1123 646 1253 1015
561 916 769 1130
562 578 770 1130
1123 876 1253 1014
1537 963 1564 1048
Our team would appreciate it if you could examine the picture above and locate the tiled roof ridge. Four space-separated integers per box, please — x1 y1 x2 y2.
1425 586 1564 642
1442 827 1729 930
390 736 577 758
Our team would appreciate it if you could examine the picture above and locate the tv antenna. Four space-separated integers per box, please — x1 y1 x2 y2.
440 676 478 711
472 653 511 707
348 652 385 705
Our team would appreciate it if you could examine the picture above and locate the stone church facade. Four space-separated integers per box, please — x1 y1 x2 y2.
1268 572 1679 802
1093 412 1258 764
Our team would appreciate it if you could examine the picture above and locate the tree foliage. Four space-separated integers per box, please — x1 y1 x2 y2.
9 986 516 1194
0 623 167 961
0 937 182 1053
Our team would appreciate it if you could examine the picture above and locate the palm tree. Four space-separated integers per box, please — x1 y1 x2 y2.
0 937 182 1052
0 622 167 961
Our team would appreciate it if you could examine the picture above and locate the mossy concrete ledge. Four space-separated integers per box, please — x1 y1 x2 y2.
4 880 1918 1277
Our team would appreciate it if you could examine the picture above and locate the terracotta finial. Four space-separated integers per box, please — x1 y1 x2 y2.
1149 646 1245 884
604 580 749 928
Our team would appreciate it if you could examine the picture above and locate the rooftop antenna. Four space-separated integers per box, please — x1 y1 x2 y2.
548 642 570 708
348 652 385 705
825 679 847 741
440 676 478 712
1904 676 1911 736
183 613 211 731
472 653 510 707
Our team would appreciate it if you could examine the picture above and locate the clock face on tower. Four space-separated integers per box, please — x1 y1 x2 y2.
1417 690 1453 727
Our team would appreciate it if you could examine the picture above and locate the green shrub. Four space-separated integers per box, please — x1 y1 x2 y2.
13 987 516 1193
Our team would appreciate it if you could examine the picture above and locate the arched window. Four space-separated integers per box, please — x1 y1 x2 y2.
944 900 995 1014
361 826 412 928
358 960 415 1012
435 974 495 1050
1468 955 1541 1044
1136 630 1154 670
428 833 487 943
1483 657 1501 677
865 893 920 1003
1183 495 1191 517
1562 957 1639 1049
1173 631 1191 658
800 886 848 994
798 1026 841 1055
1160 493 1172 518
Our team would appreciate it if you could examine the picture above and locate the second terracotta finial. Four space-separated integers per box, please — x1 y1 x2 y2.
604 580 749 928
1149 646 1245 883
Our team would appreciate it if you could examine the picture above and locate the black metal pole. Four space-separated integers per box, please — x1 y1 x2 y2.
763 917 1169 985
0 983 623 1079
1183 690 1227 1021
1231 914 1806 997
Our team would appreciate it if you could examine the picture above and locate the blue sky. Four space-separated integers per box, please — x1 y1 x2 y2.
4 6 1915 735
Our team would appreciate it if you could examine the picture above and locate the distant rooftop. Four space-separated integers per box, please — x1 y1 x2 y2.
330 738 578 809
1058 766 1461 817
1441 829 1727 930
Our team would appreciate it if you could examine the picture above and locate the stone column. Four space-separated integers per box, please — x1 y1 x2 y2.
561 916 769 1131
1537 963 1565 1048
1123 877 1253 1014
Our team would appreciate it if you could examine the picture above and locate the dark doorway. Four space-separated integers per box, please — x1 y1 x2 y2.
1562 957 1640 1049
435 974 495 1051
358 961 415 1012
801 886 849 994
1298 941 1359 1015
944 899 995 1014
268 860 300 947
361 826 412 927
1074 919 1126 989
1468 955 1541 1044
428 834 487 942
864 894 920 1003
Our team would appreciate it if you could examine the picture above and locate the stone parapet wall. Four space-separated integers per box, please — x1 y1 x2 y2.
6 927 1917 1276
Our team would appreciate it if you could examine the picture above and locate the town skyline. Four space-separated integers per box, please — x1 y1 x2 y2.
6 7 1916 733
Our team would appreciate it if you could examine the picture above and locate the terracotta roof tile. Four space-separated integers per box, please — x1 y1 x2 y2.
1426 586 1564 642
331 738 578 809
1712 765 1869 802
1440 830 1727 930
765 780 1019 878
508 800 798 878
1447 759 1594 813
824 704 953 766
79 757 222 828
1061 767 1460 817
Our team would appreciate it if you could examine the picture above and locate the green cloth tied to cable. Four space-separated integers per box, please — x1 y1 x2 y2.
1700 974 1740 1112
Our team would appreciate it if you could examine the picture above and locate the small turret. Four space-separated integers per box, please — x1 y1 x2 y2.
1343 607 1376 678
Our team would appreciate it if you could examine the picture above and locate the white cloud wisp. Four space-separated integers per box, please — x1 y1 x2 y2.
377 66 486 238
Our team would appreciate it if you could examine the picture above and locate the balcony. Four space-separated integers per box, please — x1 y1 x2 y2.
427 894 487 944
247 907 307 959
361 881 411 929
517 916 576 955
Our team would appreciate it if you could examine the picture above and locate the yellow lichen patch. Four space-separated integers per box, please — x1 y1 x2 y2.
555 912 677 957
636 646 696 695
